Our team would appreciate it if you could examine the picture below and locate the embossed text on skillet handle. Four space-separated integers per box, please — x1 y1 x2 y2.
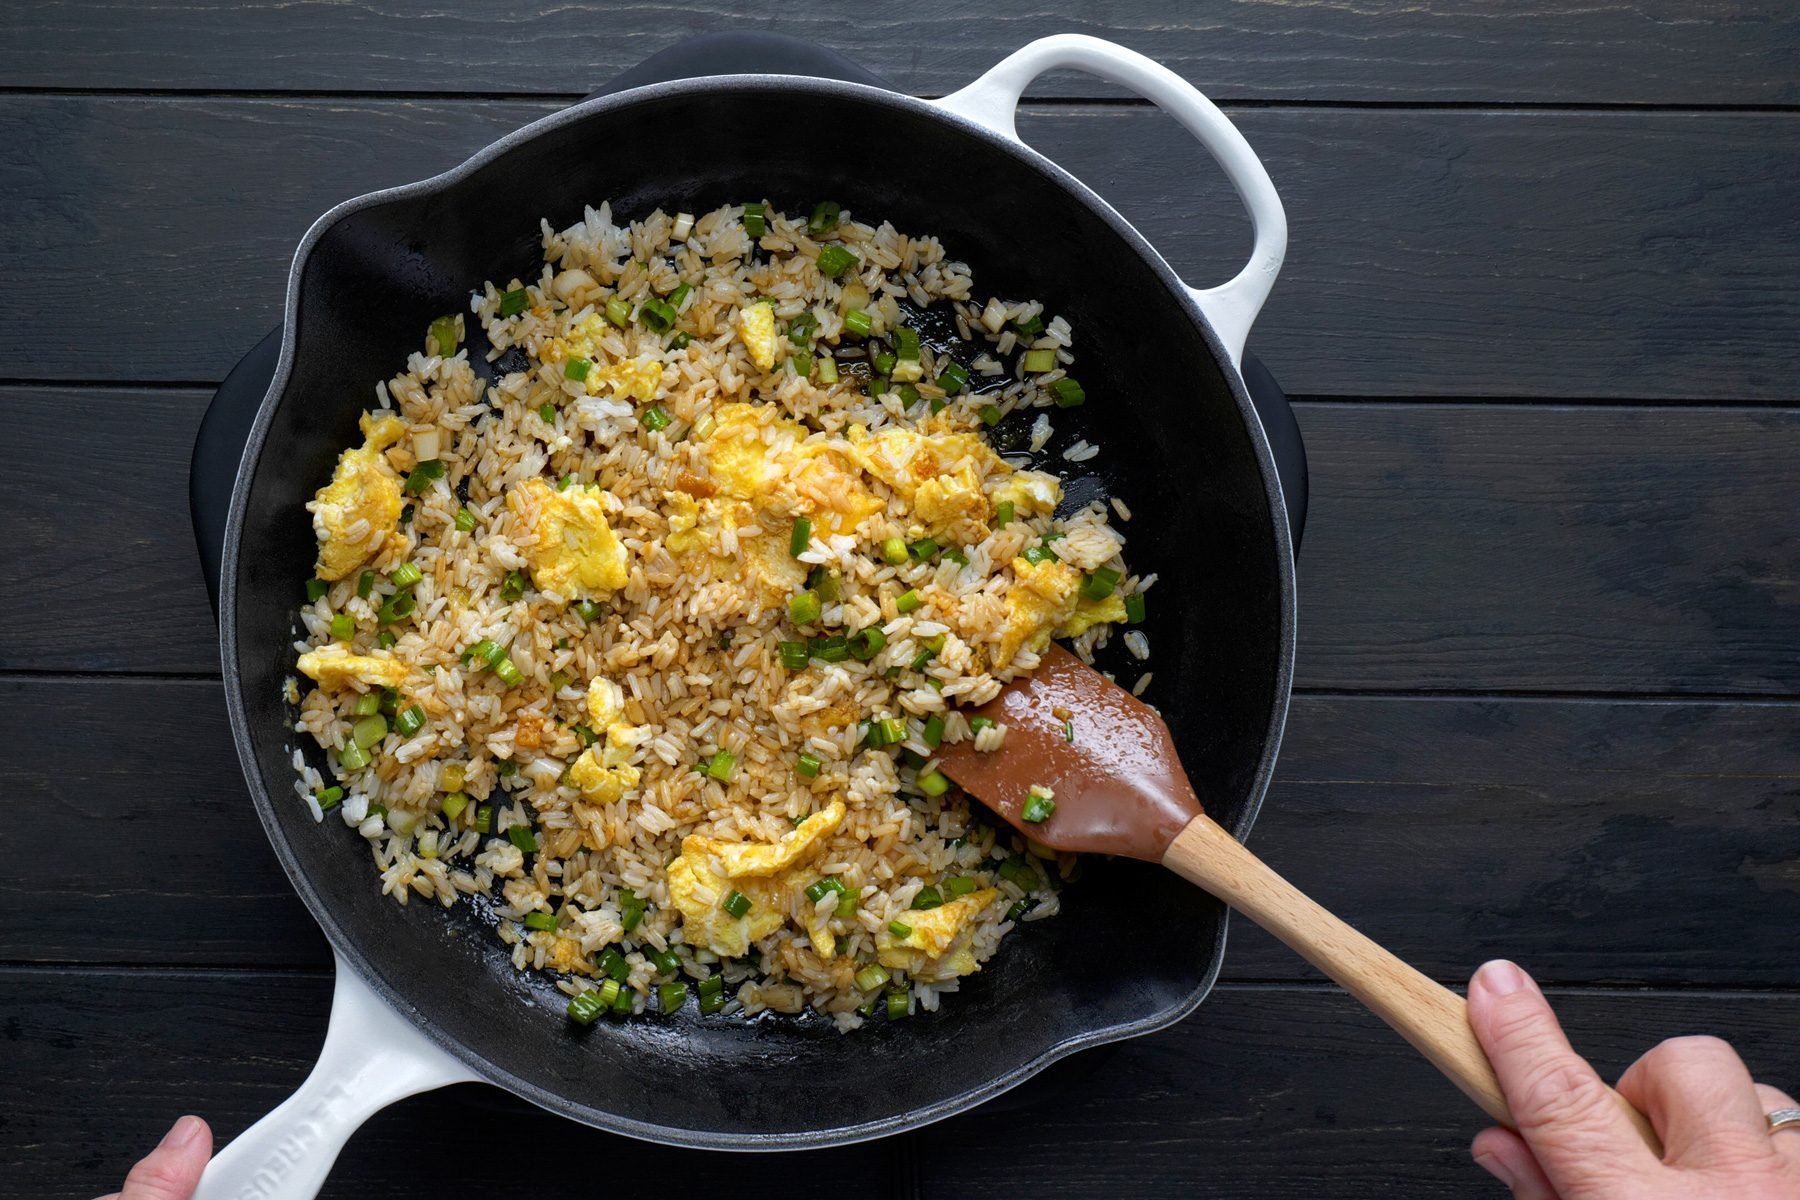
192 955 477 1200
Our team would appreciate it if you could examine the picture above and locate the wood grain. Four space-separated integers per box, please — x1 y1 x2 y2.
5 1 1796 106
3 98 1799 400
5 967 1793 1199
9 680 1796 985
13 388 1799 696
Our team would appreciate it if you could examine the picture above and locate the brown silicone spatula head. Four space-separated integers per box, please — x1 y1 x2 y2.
933 644 1202 862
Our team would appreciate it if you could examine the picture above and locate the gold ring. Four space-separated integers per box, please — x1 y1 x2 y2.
1769 1107 1800 1135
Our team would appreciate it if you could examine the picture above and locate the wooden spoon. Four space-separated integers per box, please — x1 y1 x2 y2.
937 644 1659 1151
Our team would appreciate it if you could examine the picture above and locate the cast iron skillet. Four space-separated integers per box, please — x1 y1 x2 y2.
196 33 1299 1195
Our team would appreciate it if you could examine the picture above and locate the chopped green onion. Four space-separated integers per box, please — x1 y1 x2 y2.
994 500 1015 529
638 297 677 332
337 741 371 771
854 963 890 992
538 402 557 425
549 669 572 691
911 885 944 910
894 589 922 614
669 282 693 310
815 244 858 278
598 947 629 982
351 713 388 750
377 631 397 649
929 396 947 415
698 973 724 998
1051 377 1086 407
810 633 849 663
499 570 526 602
1064 717 1075 743
787 312 818 347
998 856 1039 889
1082 567 1122 601
779 640 810 671
562 356 592 383
1021 790 1056 824
357 571 376 600
506 824 539 853
453 507 477 533
567 989 606 1025
351 692 381 717
807 565 840 603
849 626 886 661
440 791 469 822
400 504 414 525
613 981 635 1014
496 758 518 778
888 920 914 939
936 360 970 394
922 713 945 749
595 979 623 1009
835 890 859 918
969 716 995 735
842 308 873 338
868 716 907 747
796 752 823 778
721 889 752 919
789 516 813 557
329 613 354 641
803 877 841 904
402 458 445 495
789 589 823 626
1006 899 1033 922
979 404 1003 426
493 657 524 688
918 769 950 798
523 911 557 932
556 473 574 490
669 331 691 351
499 288 529 317
808 200 841 235
742 201 767 238
466 639 506 668
907 537 938 560
605 295 631 327
892 326 921 361
428 314 460 355
1022 545 1058 567
1126 592 1147 624
705 750 737 782
816 356 839 385
886 989 910 1021
1021 348 1057 373
641 405 671 432
394 705 426 737
872 350 897 375
943 547 968 567
389 561 424 589
698 978 726 1014
619 889 646 930
945 875 978 898
658 981 689 1013
573 723 599 748
897 383 921 409
880 536 909 566
1013 314 1045 337
473 803 494 833
645 946 680 976
575 599 604 622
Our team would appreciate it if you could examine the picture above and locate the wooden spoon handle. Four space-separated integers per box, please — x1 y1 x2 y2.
1162 813 1661 1152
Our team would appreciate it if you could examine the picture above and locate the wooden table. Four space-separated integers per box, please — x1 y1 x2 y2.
5 4 1797 1196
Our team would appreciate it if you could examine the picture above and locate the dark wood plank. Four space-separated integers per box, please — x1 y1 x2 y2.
1294 403 1800 694
916 985 1800 1200
0 678 325 967
5 1 1797 106
2 387 217 674
4 97 1798 399
7 968 1795 1199
0 967 903 1200
15 387 1800 696
12 679 1797 987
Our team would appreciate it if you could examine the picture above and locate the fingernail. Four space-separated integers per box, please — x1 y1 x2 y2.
1473 1151 1515 1188
161 1115 204 1150
1477 959 1531 996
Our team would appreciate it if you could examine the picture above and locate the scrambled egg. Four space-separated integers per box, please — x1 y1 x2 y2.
877 888 1000 977
545 937 592 975
994 556 1084 668
850 428 1002 542
1058 592 1128 639
990 469 1062 518
736 300 779 372
592 356 664 403
516 479 629 598
696 403 884 541
666 800 847 957
700 403 794 498
568 677 644 805
296 646 409 691
308 411 407 580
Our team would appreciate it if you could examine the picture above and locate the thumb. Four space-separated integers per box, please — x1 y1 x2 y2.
119 1116 212 1200
1467 961 1659 1198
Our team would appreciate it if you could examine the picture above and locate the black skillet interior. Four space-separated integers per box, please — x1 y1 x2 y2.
219 60 1294 1147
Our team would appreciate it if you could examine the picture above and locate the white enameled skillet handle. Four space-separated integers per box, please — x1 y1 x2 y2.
192 955 476 1200
936 34 1287 367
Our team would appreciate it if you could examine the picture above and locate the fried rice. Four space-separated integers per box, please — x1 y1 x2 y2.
287 199 1149 1030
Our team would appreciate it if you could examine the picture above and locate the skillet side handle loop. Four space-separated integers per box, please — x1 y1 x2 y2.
935 34 1286 366
1161 813 1664 1154
192 957 477 1199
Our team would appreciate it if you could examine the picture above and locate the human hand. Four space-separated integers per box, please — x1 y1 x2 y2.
94 1116 211 1200
1466 959 1800 1198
